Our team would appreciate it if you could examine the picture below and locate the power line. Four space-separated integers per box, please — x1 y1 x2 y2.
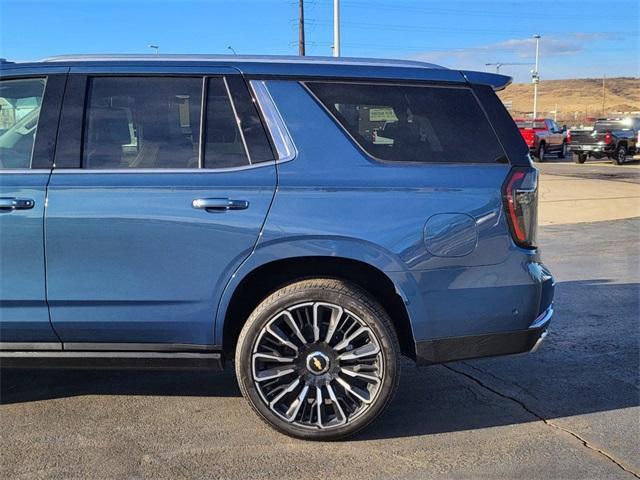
311 0 610 19
302 40 636 54
304 19 638 37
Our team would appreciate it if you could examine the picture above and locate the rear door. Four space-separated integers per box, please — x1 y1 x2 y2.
45 67 276 346
0 69 65 344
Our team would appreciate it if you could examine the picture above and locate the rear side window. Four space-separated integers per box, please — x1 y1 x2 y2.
0 78 46 169
516 120 546 129
204 78 249 168
306 82 505 164
82 76 254 169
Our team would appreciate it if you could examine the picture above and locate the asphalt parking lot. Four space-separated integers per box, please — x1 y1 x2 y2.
1 161 639 479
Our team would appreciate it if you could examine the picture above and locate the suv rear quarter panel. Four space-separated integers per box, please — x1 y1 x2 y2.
216 80 542 343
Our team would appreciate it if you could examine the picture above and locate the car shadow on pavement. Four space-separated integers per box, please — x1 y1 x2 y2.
0 368 242 403
1 280 638 442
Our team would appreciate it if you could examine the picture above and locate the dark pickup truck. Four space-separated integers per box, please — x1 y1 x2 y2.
569 117 640 165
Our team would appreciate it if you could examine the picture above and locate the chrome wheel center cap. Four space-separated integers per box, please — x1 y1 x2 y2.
306 351 330 375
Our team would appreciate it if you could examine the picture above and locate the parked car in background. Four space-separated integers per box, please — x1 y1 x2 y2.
568 117 640 164
0 55 554 440
515 118 568 162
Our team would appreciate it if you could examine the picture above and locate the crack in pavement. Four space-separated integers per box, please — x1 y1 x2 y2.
462 362 540 401
443 364 640 479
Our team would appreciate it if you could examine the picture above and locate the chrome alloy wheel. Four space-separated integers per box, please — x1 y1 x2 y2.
250 301 384 430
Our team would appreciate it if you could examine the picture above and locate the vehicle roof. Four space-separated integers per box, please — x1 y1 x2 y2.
0 54 512 90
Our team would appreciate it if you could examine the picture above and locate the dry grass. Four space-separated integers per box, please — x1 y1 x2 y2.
498 77 640 121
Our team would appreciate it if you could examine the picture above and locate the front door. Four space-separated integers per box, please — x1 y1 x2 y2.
0 73 65 344
45 70 276 346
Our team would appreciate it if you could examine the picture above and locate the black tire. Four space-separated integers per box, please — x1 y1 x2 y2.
574 153 587 164
235 278 400 440
534 143 545 162
613 145 627 165
558 141 568 159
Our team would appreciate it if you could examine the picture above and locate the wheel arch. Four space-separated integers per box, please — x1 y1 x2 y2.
217 255 417 361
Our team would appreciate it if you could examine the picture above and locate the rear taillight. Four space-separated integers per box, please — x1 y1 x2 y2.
566 130 572 143
503 168 538 249
605 131 613 144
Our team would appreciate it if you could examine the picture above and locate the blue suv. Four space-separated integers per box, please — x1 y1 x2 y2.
0 55 554 440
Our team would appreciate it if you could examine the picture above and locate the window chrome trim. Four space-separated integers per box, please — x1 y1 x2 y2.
0 168 51 174
249 80 297 163
49 161 275 174
198 76 207 168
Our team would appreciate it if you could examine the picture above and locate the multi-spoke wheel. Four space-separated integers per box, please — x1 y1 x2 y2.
235 279 400 440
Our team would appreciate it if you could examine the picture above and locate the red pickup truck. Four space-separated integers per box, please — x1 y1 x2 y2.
515 118 568 162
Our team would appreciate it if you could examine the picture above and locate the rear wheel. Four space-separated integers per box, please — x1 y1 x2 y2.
574 153 587 164
613 145 627 165
558 141 568 159
534 143 545 162
235 278 400 440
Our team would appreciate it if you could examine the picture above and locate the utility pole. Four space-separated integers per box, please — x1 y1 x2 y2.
602 74 606 116
333 0 341 57
532 35 541 119
298 0 306 56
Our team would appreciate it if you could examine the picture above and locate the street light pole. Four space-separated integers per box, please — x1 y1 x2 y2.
333 0 341 57
148 44 159 55
532 35 541 119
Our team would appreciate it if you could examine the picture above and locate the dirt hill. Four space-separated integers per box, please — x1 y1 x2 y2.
497 77 640 122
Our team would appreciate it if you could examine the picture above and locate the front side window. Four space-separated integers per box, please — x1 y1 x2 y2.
306 82 505 164
83 77 202 169
0 78 46 169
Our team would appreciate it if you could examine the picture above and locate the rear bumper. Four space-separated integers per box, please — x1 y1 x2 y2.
415 305 552 365
569 145 615 156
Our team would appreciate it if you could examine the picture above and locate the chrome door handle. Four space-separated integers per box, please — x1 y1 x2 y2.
192 198 249 211
0 198 35 210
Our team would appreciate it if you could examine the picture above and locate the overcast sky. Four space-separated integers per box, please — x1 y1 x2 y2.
1 0 638 82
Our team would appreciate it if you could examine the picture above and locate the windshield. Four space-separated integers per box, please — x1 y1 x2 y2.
594 121 630 132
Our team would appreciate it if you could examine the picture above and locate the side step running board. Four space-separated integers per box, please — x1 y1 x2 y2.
0 350 224 370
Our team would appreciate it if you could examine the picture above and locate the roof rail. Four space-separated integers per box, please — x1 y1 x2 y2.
40 54 446 70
